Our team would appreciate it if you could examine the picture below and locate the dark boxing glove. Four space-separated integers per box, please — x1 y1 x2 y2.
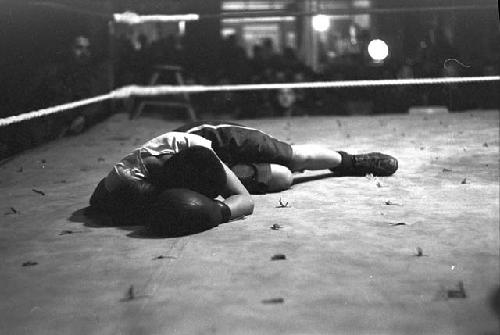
90 176 160 226
147 188 231 236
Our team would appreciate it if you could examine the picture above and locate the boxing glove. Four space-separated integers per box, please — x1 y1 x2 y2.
147 188 231 236
89 176 159 226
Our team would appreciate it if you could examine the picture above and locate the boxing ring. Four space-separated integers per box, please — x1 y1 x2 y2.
0 98 498 334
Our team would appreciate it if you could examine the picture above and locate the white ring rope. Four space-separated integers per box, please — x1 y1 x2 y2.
1 76 499 127
0 92 116 128
119 76 500 96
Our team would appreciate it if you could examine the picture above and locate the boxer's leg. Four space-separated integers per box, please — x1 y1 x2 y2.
231 163 292 194
289 144 342 172
290 145 398 176
182 123 295 193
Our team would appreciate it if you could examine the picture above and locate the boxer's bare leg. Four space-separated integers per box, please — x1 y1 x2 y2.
289 144 342 172
231 163 293 193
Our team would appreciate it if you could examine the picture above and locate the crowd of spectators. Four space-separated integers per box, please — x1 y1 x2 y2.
2 29 497 159
114 31 498 118
0 35 111 159
18 31 497 120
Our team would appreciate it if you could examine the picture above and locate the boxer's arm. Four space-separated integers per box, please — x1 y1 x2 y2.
219 163 254 219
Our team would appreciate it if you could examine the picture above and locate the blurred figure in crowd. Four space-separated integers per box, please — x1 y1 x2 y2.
221 34 249 83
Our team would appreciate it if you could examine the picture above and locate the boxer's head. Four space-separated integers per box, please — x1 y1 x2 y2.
106 178 159 225
160 146 227 199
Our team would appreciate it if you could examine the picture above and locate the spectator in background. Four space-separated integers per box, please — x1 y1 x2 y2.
249 45 265 78
72 36 92 63
64 36 94 98
281 47 301 72
272 70 295 116
221 34 249 83
28 35 95 111
21 35 99 147
261 38 279 70
56 35 98 133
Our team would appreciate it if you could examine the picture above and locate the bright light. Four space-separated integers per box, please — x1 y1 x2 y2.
114 12 199 24
222 28 236 37
368 39 389 62
178 21 186 35
223 1 287 10
223 16 295 24
312 15 330 32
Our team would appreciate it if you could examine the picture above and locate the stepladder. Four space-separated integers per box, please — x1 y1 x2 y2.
129 65 196 121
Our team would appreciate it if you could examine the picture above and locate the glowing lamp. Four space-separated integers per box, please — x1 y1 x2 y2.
368 39 389 62
312 15 330 32
114 12 199 24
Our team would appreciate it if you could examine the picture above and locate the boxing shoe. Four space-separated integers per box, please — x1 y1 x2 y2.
331 151 398 177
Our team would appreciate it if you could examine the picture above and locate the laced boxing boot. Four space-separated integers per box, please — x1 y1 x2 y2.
331 151 398 177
